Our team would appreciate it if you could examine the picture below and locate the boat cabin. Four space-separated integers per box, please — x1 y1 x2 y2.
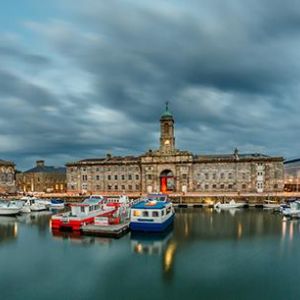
70 197 104 216
131 201 173 223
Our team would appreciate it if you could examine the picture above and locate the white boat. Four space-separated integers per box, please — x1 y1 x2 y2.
214 200 245 209
263 200 280 209
0 201 22 216
282 201 300 218
23 198 48 212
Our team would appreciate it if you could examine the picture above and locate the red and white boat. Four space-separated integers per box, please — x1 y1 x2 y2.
51 195 117 231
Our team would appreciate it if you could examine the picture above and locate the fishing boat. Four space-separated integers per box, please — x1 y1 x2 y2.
214 200 245 209
51 195 117 231
104 195 130 207
263 200 280 209
130 199 175 232
0 201 22 216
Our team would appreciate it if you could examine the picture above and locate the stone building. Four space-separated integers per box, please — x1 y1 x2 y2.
0 159 16 194
66 104 284 194
283 158 300 192
16 160 67 193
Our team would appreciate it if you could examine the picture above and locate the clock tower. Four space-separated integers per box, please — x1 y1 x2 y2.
160 102 175 153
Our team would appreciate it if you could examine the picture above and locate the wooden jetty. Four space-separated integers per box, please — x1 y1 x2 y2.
81 222 130 238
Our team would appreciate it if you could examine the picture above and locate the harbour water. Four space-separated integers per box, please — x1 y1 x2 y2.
0 208 300 300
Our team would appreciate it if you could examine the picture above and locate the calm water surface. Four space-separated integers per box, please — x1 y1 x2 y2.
0 208 299 300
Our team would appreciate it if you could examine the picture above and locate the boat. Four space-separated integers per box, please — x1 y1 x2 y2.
130 198 175 232
51 195 117 231
23 198 48 212
104 195 130 207
214 200 245 209
0 201 22 216
263 200 280 209
49 199 65 209
282 201 300 218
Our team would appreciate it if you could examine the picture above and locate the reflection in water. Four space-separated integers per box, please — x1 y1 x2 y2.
163 241 177 273
51 229 112 246
130 230 173 256
0 216 18 244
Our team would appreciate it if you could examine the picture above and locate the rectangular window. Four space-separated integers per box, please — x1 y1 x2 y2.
108 185 112 190
143 211 149 217
213 173 216 180
182 174 187 179
242 184 247 189
228 173 232 179
114 185 118 190
205 173 209 180
114 175 118 180
136 184 140 190
135 174 139 180
228 184 233 189
128 174 132 180
212 184 217 189
129 185 132 190
108 175 111 180
133 210 141 217
121 185 125 190
152 211 159 217
220 173 224 179
122 175 125 180
96 175 100 180
148 174 152 180
205 184 209 190
220 184 224 189
81 207 85 213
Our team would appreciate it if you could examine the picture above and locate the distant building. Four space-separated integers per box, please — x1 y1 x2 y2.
284 158 300 192
16 160 66 193
0 159 16 194
66 104 284 195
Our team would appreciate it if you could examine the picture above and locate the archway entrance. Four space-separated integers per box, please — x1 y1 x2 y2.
160 170 175 193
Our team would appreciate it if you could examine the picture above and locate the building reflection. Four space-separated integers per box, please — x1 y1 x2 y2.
0 216 18 244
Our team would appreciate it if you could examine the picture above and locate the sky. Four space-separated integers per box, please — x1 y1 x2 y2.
1 0 300 170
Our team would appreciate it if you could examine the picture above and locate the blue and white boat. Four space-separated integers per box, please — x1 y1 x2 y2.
130 198 175 232
49 199 65 209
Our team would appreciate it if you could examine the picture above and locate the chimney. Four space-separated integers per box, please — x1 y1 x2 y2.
36 160 45 167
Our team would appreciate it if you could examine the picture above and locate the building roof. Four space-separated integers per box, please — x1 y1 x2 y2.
193 152 282 162
24 166 66 174
0 159 15 166
132 200 167 210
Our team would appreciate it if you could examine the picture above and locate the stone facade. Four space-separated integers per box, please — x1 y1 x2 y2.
0 159 16 194
66 105 284 194
16 160 67 193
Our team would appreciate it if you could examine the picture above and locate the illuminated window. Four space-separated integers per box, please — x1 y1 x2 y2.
133 210 141 217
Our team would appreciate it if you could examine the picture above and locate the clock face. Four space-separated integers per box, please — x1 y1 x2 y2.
164 139 170 145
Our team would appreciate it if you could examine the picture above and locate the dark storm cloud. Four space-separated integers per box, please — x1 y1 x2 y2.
1 0 300 169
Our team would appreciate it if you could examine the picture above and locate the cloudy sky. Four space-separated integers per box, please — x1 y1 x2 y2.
1 0 300 170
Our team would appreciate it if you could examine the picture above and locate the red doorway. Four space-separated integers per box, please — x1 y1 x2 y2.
160 170 175 193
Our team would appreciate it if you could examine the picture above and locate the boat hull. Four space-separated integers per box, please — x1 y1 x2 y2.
130 213 175 232
51 209 116 231
0 208 21 216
